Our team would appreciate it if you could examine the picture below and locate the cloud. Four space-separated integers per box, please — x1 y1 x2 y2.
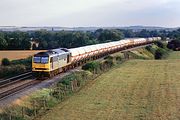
0 0 179 27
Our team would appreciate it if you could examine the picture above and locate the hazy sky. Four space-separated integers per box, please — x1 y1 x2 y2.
0 0 180 27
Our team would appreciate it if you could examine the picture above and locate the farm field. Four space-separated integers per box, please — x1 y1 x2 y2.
167 51 180 59
36 52 180 120
0 50 45 61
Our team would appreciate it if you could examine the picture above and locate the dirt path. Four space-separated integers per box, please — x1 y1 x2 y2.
36 58 180 120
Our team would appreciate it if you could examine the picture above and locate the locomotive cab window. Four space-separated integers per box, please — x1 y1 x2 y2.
41 57 49 64
33 57 49 64
33 57 41 63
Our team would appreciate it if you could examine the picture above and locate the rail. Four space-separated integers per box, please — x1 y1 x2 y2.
0 72 32 86
0 80 40 101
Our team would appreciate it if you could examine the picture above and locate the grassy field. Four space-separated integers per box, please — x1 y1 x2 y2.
168 51 180 59
36 52 180 120
0 50 45 61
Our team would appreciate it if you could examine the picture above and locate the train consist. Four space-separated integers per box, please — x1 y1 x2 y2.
32 37 161 77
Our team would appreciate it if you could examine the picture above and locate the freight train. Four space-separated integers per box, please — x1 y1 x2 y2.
32 37 161 77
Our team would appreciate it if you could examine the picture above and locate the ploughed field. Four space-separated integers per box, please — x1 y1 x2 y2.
37 52 180 120
0 50 45 61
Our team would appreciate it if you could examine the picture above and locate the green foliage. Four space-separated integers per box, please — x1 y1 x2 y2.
127 45 169 60
61 73 77 85
155 48 169 59
104 55 113 60
11 57 32 69
115 56 122 61
95 29 124 42
1 58 10 66
0 57 31 78
0 36 8 49
167 39 180 51
154 41 168 50
59 71 91 86
0 28 180 50
145 46 156 55
82 61 100 72
31 88 51 99
104 59 114 67
145 42 170 59
0 29 124 50
0 64 26 78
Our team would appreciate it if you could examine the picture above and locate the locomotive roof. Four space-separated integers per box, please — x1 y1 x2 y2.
34 48 69 57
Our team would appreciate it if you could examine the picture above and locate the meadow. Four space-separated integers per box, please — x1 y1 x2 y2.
36 52 180 120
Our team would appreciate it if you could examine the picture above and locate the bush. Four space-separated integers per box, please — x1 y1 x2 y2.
82 61 100 73
155 48 168 59
155 41 169 50
145 46 156 55
1 58 10 66
115 56 122 61
59 71 92 86
167 40 180 51
104 55 113 60
0 64 26 78
61 73 77 85
11 57 32 69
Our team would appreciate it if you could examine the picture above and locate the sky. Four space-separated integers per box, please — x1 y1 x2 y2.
0 0 180 27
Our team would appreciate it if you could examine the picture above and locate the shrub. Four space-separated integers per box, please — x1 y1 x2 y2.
104 55 113 60
61 73 77 85
155 41 169 51
115 56 122 61
155 48 168 59
0 64 26 78
104 59 114 67
1 58 10 66
167 39 180 51
145 46 156 55
82 61 100 73
11 57 32 69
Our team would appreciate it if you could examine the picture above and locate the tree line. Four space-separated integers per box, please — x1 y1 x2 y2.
0 28 180 50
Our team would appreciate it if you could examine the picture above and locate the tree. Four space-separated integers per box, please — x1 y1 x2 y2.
1 58 10 66
167 39 180 50
97 29 124 42
38 40 48 49
21 38 31 50
0 36 8 49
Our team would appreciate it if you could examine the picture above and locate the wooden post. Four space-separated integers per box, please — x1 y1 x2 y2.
43 98 46 110
21 107 24 118
71 81 74 92
33 100 36 117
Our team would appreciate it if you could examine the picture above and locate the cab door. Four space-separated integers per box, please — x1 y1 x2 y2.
50 57 53 70
67 54 70 63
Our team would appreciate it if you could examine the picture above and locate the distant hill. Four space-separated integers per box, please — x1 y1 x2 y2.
119 26 179 32
0 26 179 32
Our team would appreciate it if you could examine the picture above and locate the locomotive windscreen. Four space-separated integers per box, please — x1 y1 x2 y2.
33 56 49 64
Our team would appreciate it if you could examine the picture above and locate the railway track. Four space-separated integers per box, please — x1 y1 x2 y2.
0 72 41 101
0 79 40 101
0 72 32 89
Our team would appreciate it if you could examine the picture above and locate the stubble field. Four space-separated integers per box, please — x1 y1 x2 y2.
0 50 45 61
37 52 180 120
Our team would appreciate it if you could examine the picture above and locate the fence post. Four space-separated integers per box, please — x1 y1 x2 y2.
9 111 12 120
71 81 74 92
33 100 36 117
43 98 46 110
21 107 24 118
